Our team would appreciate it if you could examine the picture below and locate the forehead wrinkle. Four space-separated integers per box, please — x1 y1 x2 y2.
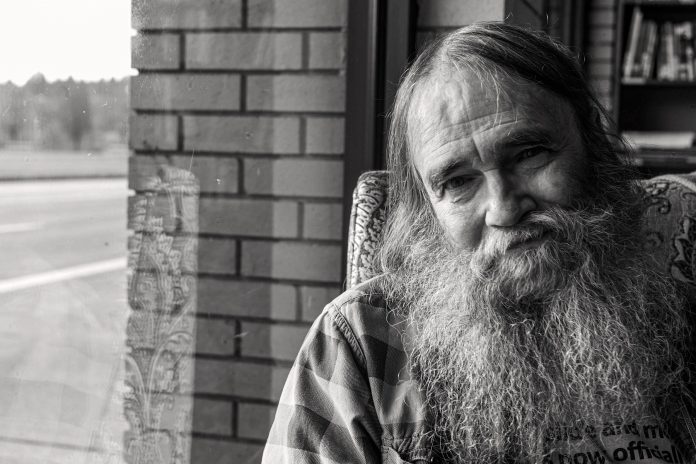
410 81 519 151
422 110 522 161
407 68 574 170
426 118 527 179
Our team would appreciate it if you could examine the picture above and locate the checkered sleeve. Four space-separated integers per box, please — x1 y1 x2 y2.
262 303 382 464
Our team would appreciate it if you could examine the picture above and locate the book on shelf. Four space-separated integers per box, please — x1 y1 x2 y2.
622 8 696 82
642 21 658 79
622 131 696 149
623 6 643 79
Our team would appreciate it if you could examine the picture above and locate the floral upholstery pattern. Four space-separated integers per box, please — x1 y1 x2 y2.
346 170 696 290
346 171 388 288
642 173 696 287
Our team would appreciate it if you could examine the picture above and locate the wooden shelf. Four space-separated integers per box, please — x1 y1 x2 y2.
623 1 696 7
622 78 696 85
614 1 696 175
631 149 696 168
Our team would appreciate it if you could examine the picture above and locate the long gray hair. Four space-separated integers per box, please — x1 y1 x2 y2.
379 22 637 273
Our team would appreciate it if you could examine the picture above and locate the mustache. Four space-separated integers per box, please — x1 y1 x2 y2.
475 206 614 265
475 208 567 265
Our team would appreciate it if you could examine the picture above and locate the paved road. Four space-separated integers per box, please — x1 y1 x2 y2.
0 179 129 464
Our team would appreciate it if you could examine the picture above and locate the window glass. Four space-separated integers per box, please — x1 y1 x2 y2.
0 2 132 462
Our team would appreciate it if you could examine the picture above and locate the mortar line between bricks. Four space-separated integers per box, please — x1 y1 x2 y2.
189 431 238 441
192 393 279 406
137 69 342 75
122 268 340 284
195 273 342 287
299 116 307 154
138 27 343 33
195 313 316 327
191 432 267 445
196 274 342 288
239 74 247 112
234 319 242 357
134 109 345 116
210 236 342 245
178 32 186 70
301 31 310 69
235 240 242 275
194 353 295 367
176 115 184 151
238 156 246 194
188 271 237 278
134 150 344 159
297 201 304 238
235 275 343 286
241 0 248 29
196 193 346 202
231 400 238 438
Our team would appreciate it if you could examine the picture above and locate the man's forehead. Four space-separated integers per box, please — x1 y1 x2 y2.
407 68 573 147
411 70 513 125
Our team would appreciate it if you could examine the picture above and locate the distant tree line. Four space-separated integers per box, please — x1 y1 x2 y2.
0 73 128 151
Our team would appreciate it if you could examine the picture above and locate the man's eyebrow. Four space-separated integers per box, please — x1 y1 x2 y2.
497 127 555 148
427 158 471 191
425 128 557 191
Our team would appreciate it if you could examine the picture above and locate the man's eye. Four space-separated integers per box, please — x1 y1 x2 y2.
517 146 549 162
442 176 472 191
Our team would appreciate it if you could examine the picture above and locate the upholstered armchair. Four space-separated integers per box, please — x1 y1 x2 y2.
346 170 696 291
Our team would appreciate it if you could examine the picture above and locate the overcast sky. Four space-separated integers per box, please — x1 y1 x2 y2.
0 0 132 84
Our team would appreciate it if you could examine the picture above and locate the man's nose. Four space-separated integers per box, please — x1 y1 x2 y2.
484 173 536 228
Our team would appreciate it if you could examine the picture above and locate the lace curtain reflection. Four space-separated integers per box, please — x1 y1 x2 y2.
124 166 198 464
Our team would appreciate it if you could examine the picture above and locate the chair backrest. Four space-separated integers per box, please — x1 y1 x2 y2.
346 170 696 290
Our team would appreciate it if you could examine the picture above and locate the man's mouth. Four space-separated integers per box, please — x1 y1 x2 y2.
506 229 550 252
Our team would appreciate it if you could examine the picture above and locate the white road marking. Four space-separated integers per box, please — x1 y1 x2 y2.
0 257 127 294
0 179 128 205
0 222 44 234
0 179 127 195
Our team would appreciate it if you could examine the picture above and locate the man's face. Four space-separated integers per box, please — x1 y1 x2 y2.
409 68 588 253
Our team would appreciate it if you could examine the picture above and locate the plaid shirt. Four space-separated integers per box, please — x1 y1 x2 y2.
263 275 434 463
262 275 696 464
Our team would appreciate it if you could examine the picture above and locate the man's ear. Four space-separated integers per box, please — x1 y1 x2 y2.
594 110 602 128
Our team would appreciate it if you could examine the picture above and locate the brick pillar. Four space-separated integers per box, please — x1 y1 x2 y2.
130 1 347 463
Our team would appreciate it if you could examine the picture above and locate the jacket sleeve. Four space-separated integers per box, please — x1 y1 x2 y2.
262 304 382 464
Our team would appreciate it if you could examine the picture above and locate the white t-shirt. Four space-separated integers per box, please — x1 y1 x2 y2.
544 422 685 463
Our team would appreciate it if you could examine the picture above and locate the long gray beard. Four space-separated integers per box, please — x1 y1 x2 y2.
387 204 690 463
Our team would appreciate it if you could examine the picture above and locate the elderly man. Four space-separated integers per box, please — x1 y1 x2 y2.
263 22 696 463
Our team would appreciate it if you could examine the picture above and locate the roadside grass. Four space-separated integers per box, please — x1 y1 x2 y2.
0 149 128 180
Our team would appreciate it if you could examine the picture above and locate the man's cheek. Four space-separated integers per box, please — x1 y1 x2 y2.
533 160 586 207
434 205 484 251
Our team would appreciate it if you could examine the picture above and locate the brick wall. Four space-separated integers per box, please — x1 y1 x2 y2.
585 0 616 112
128 1 510 463
130 1 346 462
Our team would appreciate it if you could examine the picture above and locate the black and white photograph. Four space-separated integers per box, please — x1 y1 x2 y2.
2 1 696 463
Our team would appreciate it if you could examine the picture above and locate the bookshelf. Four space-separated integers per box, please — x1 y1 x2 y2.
614 0 696 174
